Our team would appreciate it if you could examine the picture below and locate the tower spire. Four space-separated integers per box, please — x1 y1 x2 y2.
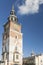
8 4 18 23
10 4 15 15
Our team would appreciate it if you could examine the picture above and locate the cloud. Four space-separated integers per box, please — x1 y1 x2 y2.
17 0 43 15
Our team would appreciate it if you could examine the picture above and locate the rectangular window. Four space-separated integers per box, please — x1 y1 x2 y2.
16 55 19 59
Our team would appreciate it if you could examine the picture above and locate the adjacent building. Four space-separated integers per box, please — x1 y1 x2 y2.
23 52 43 65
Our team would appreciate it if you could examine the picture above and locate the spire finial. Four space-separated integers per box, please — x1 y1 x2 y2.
12 4 14 11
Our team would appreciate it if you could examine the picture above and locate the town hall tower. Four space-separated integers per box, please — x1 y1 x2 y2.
2 5 23 65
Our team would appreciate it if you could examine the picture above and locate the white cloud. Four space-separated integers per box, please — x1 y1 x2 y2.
17 0 43 15
39 0 43 4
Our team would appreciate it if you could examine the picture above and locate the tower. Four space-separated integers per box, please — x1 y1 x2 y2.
2 5 23 65
31 50 35 56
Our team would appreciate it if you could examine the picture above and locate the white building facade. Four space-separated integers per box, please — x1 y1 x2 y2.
23 53 43 65
35 54 43 65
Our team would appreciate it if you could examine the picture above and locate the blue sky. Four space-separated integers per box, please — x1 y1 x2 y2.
0 0 43 59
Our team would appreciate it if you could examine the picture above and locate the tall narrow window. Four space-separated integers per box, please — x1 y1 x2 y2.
13 54 15 61
16 55 19 59
15 46 17 51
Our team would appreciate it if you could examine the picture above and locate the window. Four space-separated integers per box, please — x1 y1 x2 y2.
15 18 16 21
15 36 18 39
11 17 13 21
13 54 19 62
15 46 17 51
13 55 15 61
4 35 6 40
6 54 8 59
5 46 7 52
41 60 42 62
14 64 18 65
16 55 19 59
3 55 4 60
